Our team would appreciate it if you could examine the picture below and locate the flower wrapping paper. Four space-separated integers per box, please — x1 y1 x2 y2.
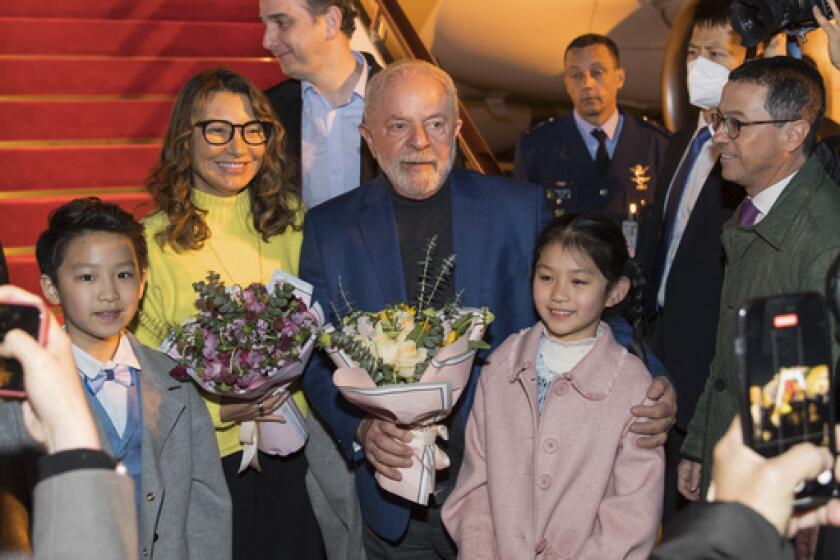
164 269 323 473
326 312 486 504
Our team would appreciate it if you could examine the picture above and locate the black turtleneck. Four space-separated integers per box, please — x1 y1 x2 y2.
385 177 465 502
386 178 455 307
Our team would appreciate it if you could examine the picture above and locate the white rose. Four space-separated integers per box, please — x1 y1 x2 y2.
395 340 428 379
374 332 400 365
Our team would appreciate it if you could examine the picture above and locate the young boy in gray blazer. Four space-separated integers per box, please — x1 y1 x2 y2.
36 198 231 559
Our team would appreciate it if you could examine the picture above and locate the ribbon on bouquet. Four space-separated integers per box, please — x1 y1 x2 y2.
330 309 488 503
220 386 307 473
408 424 450 505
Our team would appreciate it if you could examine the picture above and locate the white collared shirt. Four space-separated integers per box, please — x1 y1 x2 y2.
72 333 141 437
301 51 368 209
572 108 623 160
749 172 796 225
658 114 718 307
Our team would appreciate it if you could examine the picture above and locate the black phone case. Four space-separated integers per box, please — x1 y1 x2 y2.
736 292 838 509
0 302 44 398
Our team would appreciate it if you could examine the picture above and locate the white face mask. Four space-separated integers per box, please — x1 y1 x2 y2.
686 56 730 110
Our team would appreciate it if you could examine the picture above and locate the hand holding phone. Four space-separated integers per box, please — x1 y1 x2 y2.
0 285 99 453
737 292 838 509
711 417 838 537
0 299 47 398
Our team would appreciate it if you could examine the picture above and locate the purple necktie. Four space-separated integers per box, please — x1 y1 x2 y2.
738 198 760 227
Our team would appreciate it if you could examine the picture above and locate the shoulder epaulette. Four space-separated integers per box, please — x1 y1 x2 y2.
522 116 559 137
636 114 669 136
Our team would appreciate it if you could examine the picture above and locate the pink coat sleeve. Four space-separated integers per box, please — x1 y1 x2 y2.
576 390 665 560
441 372 500 560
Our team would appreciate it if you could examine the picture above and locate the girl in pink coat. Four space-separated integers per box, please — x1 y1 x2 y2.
443 214 664 559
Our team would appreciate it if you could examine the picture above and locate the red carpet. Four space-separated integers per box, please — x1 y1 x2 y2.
0 99 175 141
0 57 280 96
0 193 156 247
0 18 268 57
0 0 262 22
0 144 161 192
1 0 288 294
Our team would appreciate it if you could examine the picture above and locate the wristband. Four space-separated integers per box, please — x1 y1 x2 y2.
38 448 117 482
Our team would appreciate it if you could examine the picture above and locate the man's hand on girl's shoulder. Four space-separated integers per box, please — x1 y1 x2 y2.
629 377 677 449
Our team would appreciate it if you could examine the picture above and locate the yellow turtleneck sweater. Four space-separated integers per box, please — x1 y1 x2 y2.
135 187 306 457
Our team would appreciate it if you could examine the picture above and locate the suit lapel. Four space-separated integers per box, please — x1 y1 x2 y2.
673 164 721 256
358 179 407 304
360 53 381 183
280 81 303 173
657 128 694 209
130 337 185 471
450 170 487 308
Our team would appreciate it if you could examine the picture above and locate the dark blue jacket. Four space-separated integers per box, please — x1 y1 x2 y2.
514 111 668 224
300 168 666 540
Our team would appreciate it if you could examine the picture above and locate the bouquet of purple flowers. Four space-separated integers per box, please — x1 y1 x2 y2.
165 270 322 472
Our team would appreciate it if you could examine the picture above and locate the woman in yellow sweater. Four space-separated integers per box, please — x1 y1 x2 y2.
136 68 324 559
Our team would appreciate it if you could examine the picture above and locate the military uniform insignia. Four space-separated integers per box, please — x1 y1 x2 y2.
547 187 572 217
629 164 651 191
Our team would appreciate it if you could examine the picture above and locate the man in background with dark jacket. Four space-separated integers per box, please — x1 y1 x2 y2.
514 33 668 226
261 0 379 209
636 0 746 520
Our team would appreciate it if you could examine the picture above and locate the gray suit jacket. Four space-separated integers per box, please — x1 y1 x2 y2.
0 404 135 559
95 337 232 560
31 469 137 560
0 338 232 559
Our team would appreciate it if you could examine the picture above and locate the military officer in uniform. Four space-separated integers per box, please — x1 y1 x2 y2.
514 33 668 228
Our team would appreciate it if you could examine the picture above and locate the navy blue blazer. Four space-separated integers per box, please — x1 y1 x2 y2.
514 111 668 224
300 168 544 539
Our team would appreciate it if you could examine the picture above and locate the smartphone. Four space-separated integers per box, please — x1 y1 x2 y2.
737 292 838 508
0 300 48 398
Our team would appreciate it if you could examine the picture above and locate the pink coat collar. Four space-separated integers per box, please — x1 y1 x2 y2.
506 321 629 401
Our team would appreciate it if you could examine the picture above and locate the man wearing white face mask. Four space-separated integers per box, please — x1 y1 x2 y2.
637 0 747 521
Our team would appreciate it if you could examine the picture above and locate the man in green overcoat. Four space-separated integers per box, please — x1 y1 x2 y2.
677 56 840 500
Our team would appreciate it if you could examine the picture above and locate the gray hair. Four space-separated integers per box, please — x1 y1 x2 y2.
363 59 460 124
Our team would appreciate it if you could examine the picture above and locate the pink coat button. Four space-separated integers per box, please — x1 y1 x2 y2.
543 438 558 454
535 538 547 553
537 474 551 490
554 380 570 396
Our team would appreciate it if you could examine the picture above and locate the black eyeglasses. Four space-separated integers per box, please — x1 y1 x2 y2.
194 120 272 145
709 111 794 139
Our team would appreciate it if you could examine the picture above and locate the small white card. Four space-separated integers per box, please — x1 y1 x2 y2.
622 219 639 258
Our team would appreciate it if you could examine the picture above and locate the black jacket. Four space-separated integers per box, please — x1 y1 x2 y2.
264 52 381 188
513 110 668 225
653 502 792 559
636 126 743 429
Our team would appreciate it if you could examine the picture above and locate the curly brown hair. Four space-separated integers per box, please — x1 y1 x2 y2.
146 67 301 252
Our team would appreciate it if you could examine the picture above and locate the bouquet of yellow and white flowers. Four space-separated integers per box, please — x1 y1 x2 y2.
317 238 492 504
319 303 490 386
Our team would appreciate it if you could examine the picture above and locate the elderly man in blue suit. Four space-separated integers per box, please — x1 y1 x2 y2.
300 59 677 559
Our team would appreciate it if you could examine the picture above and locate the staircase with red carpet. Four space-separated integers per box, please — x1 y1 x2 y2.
0 0 286 294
